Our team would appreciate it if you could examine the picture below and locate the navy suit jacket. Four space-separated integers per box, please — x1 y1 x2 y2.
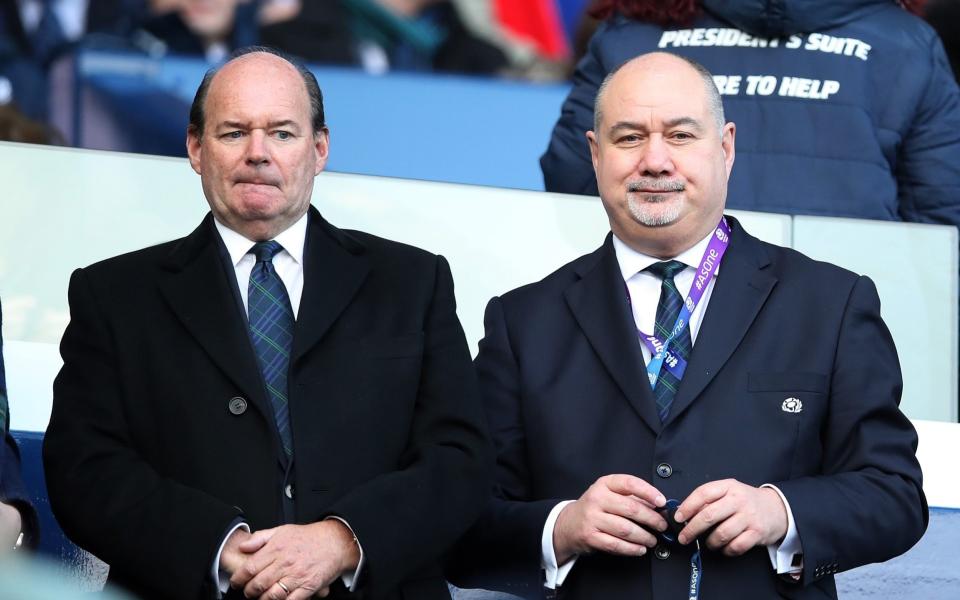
455 217 926 599
43 208 491 599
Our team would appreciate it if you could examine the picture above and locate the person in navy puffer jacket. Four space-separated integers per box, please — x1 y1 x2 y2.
542 0 960 228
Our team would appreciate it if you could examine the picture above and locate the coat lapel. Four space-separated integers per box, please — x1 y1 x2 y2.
664 218 777 426
158 215 271 420
291 207 370 365
564 236 662 434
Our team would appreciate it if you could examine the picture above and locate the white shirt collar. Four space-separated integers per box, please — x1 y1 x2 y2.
611 227 719 282
213 212 308 267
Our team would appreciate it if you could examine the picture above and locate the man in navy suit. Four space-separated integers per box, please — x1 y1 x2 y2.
453 52 926 599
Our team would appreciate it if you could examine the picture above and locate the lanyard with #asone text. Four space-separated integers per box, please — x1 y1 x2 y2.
627 218 731 389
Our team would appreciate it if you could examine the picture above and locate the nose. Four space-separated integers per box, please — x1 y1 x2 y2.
244 130 270 166
638 134 674 176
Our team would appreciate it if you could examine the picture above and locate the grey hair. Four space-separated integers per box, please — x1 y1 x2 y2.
593 52 725 135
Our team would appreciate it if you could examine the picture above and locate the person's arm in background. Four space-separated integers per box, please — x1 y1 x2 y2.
539 21 609 196
0 297 39 552
0 434 39 552
896 34 960 230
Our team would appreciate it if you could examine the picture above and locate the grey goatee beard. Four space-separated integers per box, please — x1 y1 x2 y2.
626 179 686 227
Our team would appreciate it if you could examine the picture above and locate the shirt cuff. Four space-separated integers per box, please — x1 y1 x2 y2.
214 521 250 595
541 500 577 589
761 484 803 575
325 516 364 592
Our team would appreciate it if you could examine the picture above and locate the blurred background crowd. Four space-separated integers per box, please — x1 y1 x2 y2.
0 0 958 220
0 0 957 153
0 0 594 134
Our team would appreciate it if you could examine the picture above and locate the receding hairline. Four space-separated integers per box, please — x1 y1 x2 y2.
188 45 326 140
207 52 307 110
217 49 299 77
592 52 725 135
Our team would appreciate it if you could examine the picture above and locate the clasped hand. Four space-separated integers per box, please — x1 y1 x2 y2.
675 478 788 555
554 475 787 564
221 520 360 599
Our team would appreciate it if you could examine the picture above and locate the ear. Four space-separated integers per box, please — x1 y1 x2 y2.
186 129 203 175
314 128 330 175
586 130 600 175
720 122 736 177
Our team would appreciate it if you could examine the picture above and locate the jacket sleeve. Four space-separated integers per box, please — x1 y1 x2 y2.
43 269 242 599
773 276 928 587
896 34 960 231
447 296 563 586
539 23 607 196
322 256 493 598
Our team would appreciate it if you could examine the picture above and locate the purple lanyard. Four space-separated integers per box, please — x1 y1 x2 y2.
627 218 731 388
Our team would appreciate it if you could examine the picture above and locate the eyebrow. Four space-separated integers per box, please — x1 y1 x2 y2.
267 120 301 131
216 120 302 131
608 116 705 134
664 117 704 131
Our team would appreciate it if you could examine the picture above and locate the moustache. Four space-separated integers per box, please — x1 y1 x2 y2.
627 180 685 193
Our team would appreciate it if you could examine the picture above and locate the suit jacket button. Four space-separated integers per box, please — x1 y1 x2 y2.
228 397 247 415
285 484 294 499
656 463 673 478
654 545 670 560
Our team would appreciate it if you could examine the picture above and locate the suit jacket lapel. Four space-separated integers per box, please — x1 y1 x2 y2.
158 215 271 420
291 207 370 365
664 217 777 426
565 236 662 434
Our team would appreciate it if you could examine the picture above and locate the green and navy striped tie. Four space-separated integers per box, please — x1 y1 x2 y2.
248 241 294 457
646 260 692 422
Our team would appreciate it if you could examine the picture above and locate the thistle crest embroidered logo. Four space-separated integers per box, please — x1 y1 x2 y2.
781 397 803 413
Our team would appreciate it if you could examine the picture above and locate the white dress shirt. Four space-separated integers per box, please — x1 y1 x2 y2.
540 229 802 589
214 215 306 318
210 214 364 593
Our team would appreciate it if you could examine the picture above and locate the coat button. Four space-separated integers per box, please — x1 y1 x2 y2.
654 545 670 560
284 484 294 499
656 463 673 478
228 397 247 415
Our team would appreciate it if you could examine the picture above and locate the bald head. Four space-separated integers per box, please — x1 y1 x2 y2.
189 46 325 141
594 53 725 135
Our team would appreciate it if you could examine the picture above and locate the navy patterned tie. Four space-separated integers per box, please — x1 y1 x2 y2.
248 241 294 457
646 260 692 422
